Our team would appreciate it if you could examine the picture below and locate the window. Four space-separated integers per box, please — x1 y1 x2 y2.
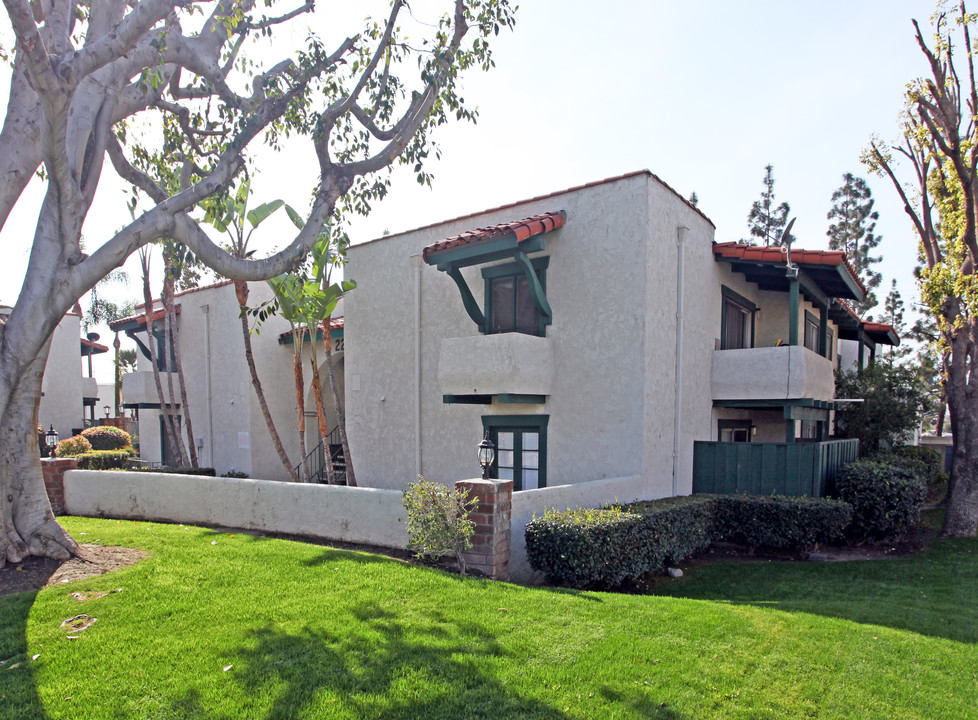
482 257 550 337
827 328 834 361
482 415 548 490
720 286 756 350
804 311 820 353
718 419 752 442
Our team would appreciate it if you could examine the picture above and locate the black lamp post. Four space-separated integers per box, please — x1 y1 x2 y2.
44 425 58 458
478 433 495 480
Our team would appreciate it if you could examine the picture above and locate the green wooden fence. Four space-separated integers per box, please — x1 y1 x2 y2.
692 438 859 497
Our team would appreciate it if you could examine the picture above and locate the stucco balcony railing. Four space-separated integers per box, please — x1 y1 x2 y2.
121 370 177 407
438 333 554 398
81 376 99 401
711 345 834 402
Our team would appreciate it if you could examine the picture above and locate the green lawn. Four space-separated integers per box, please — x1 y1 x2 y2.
1 516 976 720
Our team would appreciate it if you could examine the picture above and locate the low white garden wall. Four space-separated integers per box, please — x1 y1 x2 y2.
510 474 647 582
63 469 650 583
64 470 410 549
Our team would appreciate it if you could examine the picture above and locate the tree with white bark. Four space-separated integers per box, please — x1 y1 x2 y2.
0 0 516 567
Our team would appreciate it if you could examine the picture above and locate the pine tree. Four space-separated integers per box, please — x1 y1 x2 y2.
745 164 794 247
882 279 911 364
827 173 882 316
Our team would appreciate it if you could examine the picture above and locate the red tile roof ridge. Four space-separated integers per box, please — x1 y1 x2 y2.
81 337 110 353
355 169 715 250
422 211 566 262
108 305 181 329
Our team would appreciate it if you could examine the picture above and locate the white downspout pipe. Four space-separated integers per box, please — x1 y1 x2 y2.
411 254 423 478
672 226 689 496
201 304 214 468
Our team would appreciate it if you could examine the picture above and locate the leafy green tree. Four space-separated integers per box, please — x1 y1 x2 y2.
826 173 883 315
863 0 978 536
834 364 925 455
745 164 795 247
0 0 517 567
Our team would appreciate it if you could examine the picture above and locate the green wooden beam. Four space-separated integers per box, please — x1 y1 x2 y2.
496 393 548 404
513 250 552 323
442 394 493 405
446 267 486 332
788 278 800 346
430 235 546 270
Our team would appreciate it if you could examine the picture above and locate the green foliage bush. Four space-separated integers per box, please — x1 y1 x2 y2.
710 495 852 549
525 497 714 588
134 466 217 476
74 450 132 470
889 445 942 484
403 477 476 574
835 458 926 542
81 425 132 451
526 495 853 589
221 470 249 478
55 434 92 457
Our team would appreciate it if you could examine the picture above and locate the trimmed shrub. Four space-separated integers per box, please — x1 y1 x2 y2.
55 434 92 458
133 466 217 476
835 458 926 542
710 495 852 549
74 450 132 470
402 477 476 574
525 496 715 588
221 470 249 478
888 445 942 485
81 425 132 451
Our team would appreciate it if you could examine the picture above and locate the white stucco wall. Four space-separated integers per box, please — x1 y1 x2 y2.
64 469 409 548
39 311 85 440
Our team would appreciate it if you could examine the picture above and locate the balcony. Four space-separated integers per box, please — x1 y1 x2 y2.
711 345 834 402
121 370 177 408
81 376 99 401
438 333 554 399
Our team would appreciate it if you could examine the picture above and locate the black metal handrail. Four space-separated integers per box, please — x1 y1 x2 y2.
294 426 346 484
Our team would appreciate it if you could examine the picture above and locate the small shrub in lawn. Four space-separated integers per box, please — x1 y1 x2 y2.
55 434 92 457
81 425 132 451
74 450 132 470
710 495 852 549
402 476 476 574
835 458 926 543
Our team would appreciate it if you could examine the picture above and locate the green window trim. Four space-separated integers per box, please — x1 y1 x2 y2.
481 414 549 490
720 285 757 350
482 256 551 337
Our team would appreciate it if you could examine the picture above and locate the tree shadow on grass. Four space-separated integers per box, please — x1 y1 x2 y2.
0 591 49 720
650 538 978 644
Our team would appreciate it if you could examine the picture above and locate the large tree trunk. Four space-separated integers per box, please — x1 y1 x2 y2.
235 281 298 482
323 317 355 487
941 329 978 536
0 340 78 568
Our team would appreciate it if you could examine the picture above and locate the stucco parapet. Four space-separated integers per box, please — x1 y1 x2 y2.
439 333 554 397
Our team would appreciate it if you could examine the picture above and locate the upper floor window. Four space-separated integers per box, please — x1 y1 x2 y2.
721 286 756 350
804 311 820 354
482 257 550 337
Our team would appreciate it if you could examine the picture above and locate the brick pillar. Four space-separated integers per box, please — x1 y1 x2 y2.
41 458 77 515
455 478 513 581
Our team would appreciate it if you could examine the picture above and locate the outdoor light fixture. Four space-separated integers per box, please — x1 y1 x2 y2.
44 425 58 458
103 404 111 418
478 433 495 480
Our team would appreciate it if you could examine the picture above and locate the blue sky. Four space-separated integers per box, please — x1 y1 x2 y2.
0 0 940 379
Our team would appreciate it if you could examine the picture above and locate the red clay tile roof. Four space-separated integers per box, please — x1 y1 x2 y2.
80 337 109 355
108 306 180 331
713 242 867 298
422 211 566 263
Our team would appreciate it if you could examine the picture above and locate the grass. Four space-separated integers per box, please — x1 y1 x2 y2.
1 517 976 720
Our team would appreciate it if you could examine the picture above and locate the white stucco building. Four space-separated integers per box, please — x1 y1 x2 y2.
111 281 345 479
344 170 896 497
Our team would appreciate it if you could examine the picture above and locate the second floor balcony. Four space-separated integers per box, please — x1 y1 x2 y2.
438 332 554 401
711 345 835 402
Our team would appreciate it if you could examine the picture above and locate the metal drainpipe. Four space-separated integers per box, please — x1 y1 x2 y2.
201 304 214 468
411 254 423 478
672 226 689 497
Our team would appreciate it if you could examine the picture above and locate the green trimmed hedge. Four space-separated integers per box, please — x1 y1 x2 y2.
132 466 217 476
74 450 132 470
888 445 943 485
710 495 851 548
526 494 853 589
80 426 132 451
835 458 926 542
